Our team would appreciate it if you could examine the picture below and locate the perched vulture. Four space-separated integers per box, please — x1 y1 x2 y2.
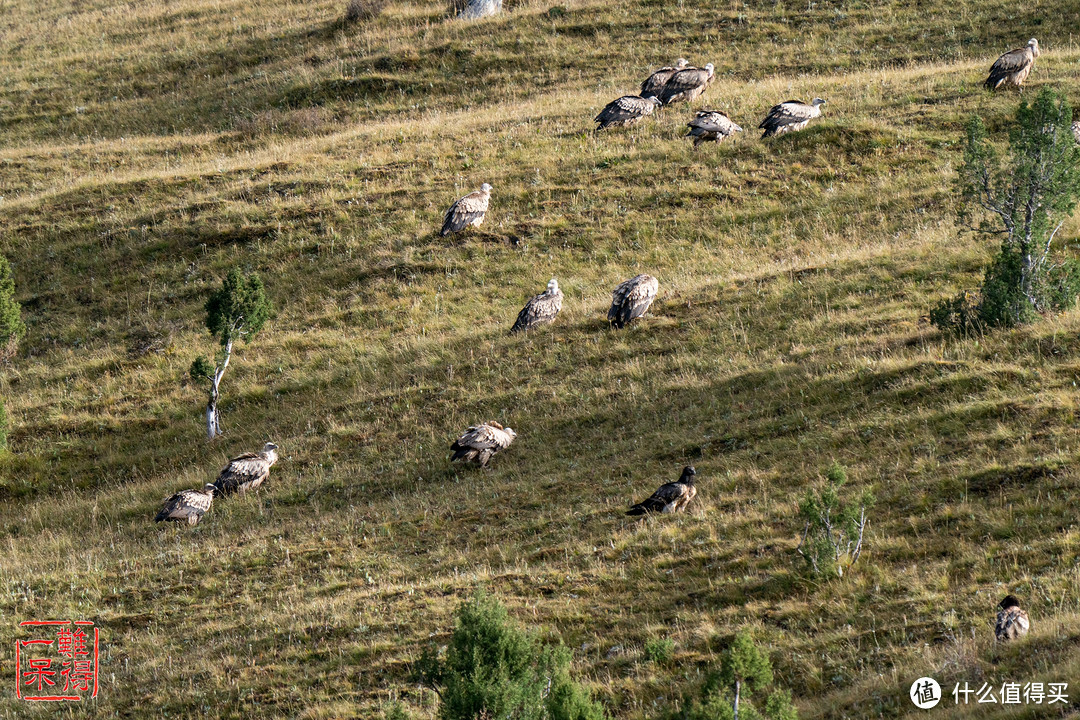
685 110 743 147
213 442 280 497
440 183 492 237
995 595 1031 642
984 39 1039 91
640 59 689 99
608 274 658 328
450 422 517 467
657 64 715 105
594 95 662 131
510 278 563 334
759 98 826 138
627 466 698 515
1072 120 1079 144
155 484 217 526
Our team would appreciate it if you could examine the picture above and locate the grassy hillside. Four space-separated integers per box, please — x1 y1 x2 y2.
2 0 1080 717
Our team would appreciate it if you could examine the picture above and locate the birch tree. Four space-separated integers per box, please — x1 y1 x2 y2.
956 88 1080 327
190 270 270 440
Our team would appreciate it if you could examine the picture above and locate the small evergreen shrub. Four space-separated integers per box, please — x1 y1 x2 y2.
644 638 674 665
796 463 873 579
667 630 798 720
0 256 25 362
415 592 606 720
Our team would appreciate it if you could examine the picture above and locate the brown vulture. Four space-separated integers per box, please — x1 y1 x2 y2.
155 484 217 526
759 98 826 138
657 64 715 105
450 422 517 467
984 39 1039 91
213 442 280 497
627 467 698 515
608 274 658 328
594 95 662 131
510 278 563 334
685 110 743 147
441 184 492 236
640 59 689 100
995 595 1031 642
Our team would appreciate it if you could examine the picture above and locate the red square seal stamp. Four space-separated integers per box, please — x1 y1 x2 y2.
15 620 99 701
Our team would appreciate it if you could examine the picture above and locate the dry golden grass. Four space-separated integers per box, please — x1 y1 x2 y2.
2 0 1080 717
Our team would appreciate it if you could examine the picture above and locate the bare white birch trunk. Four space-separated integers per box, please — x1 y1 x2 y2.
206 339 233 440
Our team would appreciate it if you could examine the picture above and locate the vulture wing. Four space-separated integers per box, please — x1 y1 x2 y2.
995 607 1031 641
686 110 743 146
985 47 1033 90
214 453 270 497
627 481 690 515
441 191 489 236
594 96 657 130
608 274 658 328
658 69 711 105
510 289 563 333
759 101 818 137
640 67 678 99
451 423 515 466
155 489 213 525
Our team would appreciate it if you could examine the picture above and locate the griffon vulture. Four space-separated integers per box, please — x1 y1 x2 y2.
441 184 492 237
213 442 280 497
627 467 698 515
155 484 217 526
984 39 1039 91
657 64 715 105
450 422 517 467
594 95 662 130
510 278 563 334
759 98 826 138
608 274 658 328
640 59 689 99
685 110 743 147
995 595 1031 642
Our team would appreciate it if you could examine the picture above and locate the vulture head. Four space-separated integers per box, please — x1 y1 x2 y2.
504 427 518 440
704 63 715 77
202 483 218 494
811 98 826 107
481 183 493 193
681 466 697 483
546 278 560 294
648 96 663 107
1028 38 1040 56
999 595 1021 611
675 58 689 69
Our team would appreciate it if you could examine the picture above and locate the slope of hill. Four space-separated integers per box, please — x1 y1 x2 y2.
2 0 1080 717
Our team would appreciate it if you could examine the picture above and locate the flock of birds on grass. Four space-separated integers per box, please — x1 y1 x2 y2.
151 36 1058 641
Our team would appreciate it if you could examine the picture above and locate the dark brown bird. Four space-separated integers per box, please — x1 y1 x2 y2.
441 184 492 236
984 39 1039 91
608 274 658 328
657 64 714 105
759 98 825 138
213 442 279 497
995 595 1031 642
640 59 689 99
685 110 743 147
155 484 217 526
510 278 563 334
594 95 662 131
450 422 517 467
627 467 698 515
